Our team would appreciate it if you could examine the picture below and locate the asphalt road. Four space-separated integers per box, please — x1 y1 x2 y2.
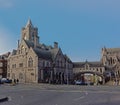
1 84 120 105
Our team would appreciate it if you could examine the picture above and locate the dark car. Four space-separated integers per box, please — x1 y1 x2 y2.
75 80 88 85
0 78 12 84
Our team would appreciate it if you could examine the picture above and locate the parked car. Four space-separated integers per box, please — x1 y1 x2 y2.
75 80 88 85
0 78 12 84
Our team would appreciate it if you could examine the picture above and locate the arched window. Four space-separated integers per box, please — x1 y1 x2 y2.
110 57 112 65
28 57 33 67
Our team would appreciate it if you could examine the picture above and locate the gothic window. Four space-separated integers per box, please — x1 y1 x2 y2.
60 61 62 67
43 61 45 67
46 62 49 67
31 73 34 76
28 57 33 67
19 73 23 79
12 64 16 68
100 68 102 73
12 73 15 79
19 63 23 67
96 68 98 71
110 57 112 65
56 60 59 67
21 45 25 54
7 73 10 78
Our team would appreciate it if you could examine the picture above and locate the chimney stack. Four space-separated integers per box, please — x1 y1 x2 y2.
54 42 58 48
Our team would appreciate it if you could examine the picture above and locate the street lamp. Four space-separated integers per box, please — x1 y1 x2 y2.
66 61 69 85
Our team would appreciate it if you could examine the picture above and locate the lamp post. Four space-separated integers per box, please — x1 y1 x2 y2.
66 61 69 85
51 62 55 84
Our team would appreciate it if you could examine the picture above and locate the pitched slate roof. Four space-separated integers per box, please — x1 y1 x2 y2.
64 54 72 63
33 48 52 60
11 49 17 55
49 48 59 61
73 61 103 68
25 39 60 61
25 40 34 48
106 48 120 53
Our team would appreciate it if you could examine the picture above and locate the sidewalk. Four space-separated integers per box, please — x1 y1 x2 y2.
0 96 8 103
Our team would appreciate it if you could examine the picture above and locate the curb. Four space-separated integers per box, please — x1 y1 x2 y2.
0 97 8 103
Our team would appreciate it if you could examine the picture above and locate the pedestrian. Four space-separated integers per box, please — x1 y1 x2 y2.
117 79 119 85
14 79 16 84
17 79 19 84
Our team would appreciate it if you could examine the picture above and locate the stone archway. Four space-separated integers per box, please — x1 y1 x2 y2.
74 71 105 85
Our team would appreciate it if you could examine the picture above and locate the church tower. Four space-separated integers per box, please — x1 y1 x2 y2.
21 19 39 47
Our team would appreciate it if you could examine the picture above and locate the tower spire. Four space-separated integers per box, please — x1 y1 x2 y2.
26 18 33 28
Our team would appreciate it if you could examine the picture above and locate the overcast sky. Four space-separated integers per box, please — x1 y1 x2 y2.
0 0 120 61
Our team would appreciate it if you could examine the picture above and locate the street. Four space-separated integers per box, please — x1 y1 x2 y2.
1 84 120 105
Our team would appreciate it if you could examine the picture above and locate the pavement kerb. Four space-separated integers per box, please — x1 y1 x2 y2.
0 96 8 103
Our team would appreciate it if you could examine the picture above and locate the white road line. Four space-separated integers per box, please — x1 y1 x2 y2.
74 96 85 101
8 96 12 101
73 91 88 101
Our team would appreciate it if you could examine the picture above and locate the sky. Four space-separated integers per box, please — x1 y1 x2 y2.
0 0 120 62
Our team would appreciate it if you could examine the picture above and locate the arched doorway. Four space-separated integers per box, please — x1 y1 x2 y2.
74 71 104 85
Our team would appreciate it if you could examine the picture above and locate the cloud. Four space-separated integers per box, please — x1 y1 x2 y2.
0 0 14 8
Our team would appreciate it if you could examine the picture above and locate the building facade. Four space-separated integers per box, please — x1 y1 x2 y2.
7 19 73 84
0 52 10 78
101 47 120 80
73 60 105 84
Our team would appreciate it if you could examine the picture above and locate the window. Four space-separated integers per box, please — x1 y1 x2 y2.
100 68 102 73
12 73 15 79
28 57 33 67
19 63 23 67
19 73 23 79
31 73 34 76
57 60 59 67
46 62 49 67
32 34 34 41
43 61 45 67
0 62 3 67
12 64 16 68
7 73 10 78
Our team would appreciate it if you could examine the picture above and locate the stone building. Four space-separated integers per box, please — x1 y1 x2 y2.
101 47 120 80
73 60 105 84
7 19 73 84
0 52 10 78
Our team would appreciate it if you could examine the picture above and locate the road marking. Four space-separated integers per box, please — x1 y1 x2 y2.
74 96 85 101
8 96 12 101
73 91 88 101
